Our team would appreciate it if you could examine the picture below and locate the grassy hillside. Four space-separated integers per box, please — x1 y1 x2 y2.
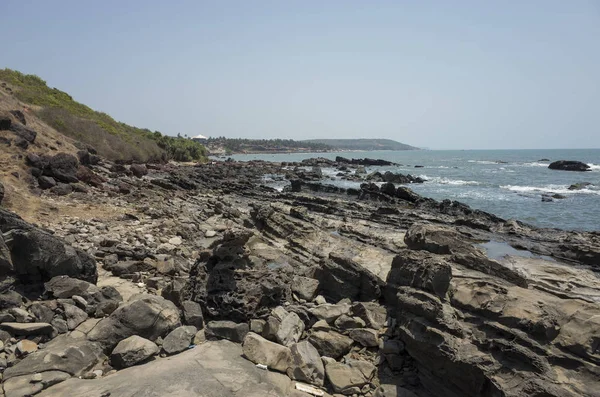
0 69 207 162
206 137 331 154
303 138 419 151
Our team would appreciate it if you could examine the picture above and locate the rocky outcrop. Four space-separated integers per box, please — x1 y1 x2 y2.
110 335 159 369
548 160 590 171
336 156 396 166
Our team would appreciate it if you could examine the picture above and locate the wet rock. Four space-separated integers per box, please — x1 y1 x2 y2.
308 330 353 359
205 320 249 343
162 325 197 355
548 160 590 172
242 332 291 372
288 340 325 387
87 294 180 351
568 182 592 190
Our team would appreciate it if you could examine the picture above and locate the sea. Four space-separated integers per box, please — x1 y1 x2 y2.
227 149 600 232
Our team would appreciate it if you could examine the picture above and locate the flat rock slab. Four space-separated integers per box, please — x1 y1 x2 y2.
38 340 296 397
0 322 53 336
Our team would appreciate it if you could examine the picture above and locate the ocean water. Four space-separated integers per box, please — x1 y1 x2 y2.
229 149 600 232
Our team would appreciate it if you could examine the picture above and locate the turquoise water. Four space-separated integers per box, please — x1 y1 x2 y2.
230 149 600 231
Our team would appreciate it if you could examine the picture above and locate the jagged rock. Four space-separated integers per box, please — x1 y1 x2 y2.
181 300 204 329
62 303 88 330
351 302 387 330
29 303 55 323
548 160 590 172
242 332 291 372
276 311 305 346
44 276 121 317
162 325 197 355
110 335 159 369
3 335 105 380
288 340 325 387
348 328 379 347
9 123 37 143
308 330 353 359
87 294 180 351
291 276 319 301
387 251 452 299
205 320 249 343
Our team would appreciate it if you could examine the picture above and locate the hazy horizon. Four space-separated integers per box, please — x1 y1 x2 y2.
1 1 599 150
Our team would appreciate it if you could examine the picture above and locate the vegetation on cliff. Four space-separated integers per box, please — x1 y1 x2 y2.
303 138 419 151
0 69 207 162
206 137 331 154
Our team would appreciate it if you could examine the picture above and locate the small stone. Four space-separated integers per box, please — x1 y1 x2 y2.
162 325 196 355
204 230 217 238
250 319 266 334
16 339 38 355
314 295 327 305
193 329 206 345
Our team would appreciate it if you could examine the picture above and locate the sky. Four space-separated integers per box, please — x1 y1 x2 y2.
1 1 599 149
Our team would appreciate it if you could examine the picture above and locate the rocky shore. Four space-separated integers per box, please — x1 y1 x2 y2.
1 123 600 396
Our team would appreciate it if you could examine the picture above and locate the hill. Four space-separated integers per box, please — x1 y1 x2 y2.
0 69 207 163
205 137 331 154
303 138 419 151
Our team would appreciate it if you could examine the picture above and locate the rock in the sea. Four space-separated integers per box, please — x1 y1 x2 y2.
111 335 159 369
548 160 590 172
308 329 354 359
205 320 249 343
288 340 325 387
242 332 291 372
87 294 180 350
162 325 197 355
568 182 592 190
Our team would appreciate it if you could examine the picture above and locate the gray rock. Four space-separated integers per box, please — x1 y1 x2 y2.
308 330 354 359
308 303 351 323
87 294 181 351
348 328 379 347
38 176 57 189
3 335 105 380
0 322 53 336
288 340 325 387
63 303 88 330
352 302 387 330
291 276 320 301
250 319 266 334
29 302 55 323
2 371 70 397
242 332 291 372
206 320 249 343
110 335 160 369
325 360 376 395
334 314 366 330
276 312 305 347
162 325 197 355
181 300 204 329
51 318 69 334
374 384 419 397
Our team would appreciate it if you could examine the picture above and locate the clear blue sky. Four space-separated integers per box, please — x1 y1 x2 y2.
1 1 599 149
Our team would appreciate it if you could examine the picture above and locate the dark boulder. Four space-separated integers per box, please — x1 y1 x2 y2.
45 153 80 182
335 157 395 166
130 164 148 178
0 208 98 284
50 183 73 196
568 182 592 191
9 110 26 125
548 160 590 172
9 123 37 143
0 181 4 205
37 176 57 190
0 114 10 130
76 166 106 187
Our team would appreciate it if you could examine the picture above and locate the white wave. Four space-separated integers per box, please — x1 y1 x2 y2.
423 176 481 186
588 163 600 171
500 184 600 195
522 162 549 167
468 160 499 165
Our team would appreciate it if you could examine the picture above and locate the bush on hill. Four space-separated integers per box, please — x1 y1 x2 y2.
0 68 207 163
